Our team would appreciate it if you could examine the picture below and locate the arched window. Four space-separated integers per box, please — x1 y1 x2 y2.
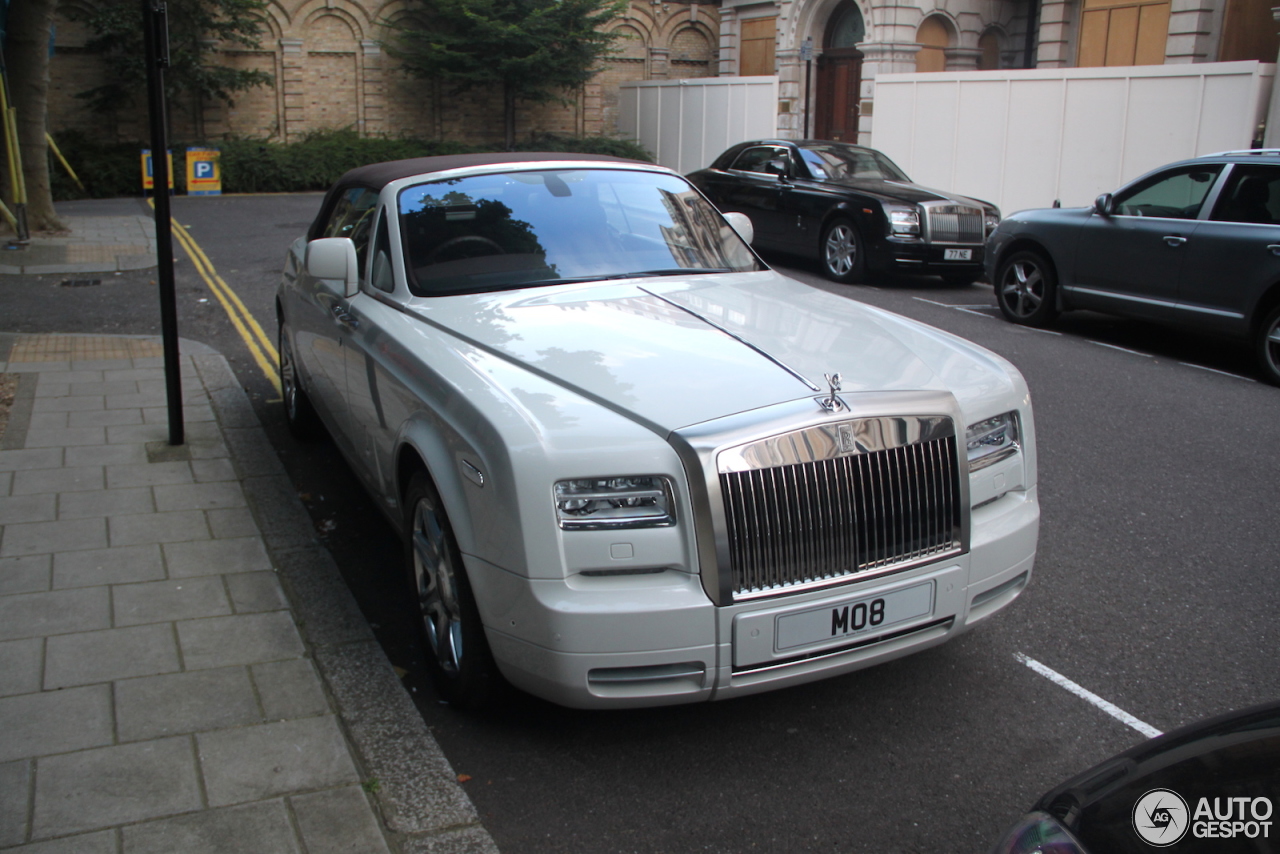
916 16 951 72
825 2 865 50
978 29 1001 69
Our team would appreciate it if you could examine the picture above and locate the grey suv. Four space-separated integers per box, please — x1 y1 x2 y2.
985 150 1280 385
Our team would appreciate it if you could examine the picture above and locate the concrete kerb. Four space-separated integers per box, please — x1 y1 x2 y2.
189 349 497 851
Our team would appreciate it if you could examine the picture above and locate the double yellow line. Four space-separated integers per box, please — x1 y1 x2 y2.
149 200 282 396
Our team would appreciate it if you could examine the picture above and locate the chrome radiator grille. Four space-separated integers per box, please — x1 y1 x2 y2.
719 433 961 598
924 205 984 245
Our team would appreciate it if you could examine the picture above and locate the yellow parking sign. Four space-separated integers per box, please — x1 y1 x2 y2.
186 147 222 196
141 149 174 192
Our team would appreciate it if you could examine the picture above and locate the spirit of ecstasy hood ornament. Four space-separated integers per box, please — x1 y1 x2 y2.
819 372 844 412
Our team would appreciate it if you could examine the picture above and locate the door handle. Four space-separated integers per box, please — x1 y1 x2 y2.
1163 235 1187 247
331 305 359 328
1268 244 1280 257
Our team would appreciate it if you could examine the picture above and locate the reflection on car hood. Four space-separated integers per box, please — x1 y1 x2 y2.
406 270 1019 432
818 176 991 209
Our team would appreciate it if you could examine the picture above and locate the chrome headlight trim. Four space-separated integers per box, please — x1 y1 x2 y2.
554 476 676 530
966 411 1020 472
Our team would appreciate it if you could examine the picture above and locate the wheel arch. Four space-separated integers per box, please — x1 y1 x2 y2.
1248 281 1280 339
393 423 476 555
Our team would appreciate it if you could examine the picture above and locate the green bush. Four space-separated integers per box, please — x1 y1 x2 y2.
48 128 653 200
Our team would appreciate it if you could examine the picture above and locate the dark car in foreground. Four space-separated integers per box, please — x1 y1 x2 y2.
991 700 1280 853
687 140 1000 285
986 149 1280 385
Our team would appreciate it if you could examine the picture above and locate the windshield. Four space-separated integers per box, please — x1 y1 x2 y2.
398 169 762 296
798 145 910 182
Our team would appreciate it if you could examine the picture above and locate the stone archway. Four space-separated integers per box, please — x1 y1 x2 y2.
814 0 864 141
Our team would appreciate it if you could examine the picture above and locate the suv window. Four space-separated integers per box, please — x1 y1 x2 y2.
1114 165 1222 220
1210 165 1280 225
730 146 791 175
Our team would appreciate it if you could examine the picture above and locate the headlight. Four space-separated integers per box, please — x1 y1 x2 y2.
985 210 1001 232
967 412 1020 472
554 476 675 530
990 811 1088 854
885 206 921 236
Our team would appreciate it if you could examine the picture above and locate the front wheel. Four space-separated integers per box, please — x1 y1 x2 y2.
995 250 1059 326
404 471 504 710
1255 305 1280 386
821 218 866 284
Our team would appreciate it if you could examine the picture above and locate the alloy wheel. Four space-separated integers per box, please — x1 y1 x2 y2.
1000 259 1045 319
412 495 464 675
825 224 857 277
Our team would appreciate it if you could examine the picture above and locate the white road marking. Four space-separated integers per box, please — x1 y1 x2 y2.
1179 362 1256 382
911 297 993 309
1089 340 1153 357
1019 326 1063 336
1015 652 1163 739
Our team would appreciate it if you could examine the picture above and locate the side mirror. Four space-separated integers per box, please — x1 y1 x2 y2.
765 158 789 179
1094 193 1114 216
306 237 359 297
723 211 754 246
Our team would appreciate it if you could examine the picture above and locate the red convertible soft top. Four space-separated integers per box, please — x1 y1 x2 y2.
307 151 645 241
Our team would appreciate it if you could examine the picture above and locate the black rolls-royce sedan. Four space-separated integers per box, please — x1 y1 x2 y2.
687 140 1000 285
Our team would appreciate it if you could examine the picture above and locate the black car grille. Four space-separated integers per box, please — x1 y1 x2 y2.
925 206 984 245
720 434 962 598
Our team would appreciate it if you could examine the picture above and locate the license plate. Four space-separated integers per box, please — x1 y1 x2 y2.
944 248 972 261
775 581 935 651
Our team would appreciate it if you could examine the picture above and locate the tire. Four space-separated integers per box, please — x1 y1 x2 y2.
821 218 866 284
1256 304 1280 386
995 249 1059 326
404 471 504 710
279 323 324 441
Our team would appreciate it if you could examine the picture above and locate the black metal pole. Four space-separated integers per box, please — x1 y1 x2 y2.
143 0 183 446
804 59 812 139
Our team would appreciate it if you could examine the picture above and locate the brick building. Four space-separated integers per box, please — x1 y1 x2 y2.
47 0 720 146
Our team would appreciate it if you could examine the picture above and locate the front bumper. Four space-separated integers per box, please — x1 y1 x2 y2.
467 485 1039 709
879 239 986 275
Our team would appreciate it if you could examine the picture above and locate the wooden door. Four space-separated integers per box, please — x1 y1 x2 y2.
815 50 861 142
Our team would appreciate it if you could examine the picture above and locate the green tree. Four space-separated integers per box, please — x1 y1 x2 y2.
387 0 626 150
2 0 62 231
68 0 272 137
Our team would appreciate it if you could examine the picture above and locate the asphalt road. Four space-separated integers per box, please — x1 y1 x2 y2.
12 194 1280 853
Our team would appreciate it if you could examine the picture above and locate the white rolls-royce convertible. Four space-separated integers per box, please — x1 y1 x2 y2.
276 152 1040 710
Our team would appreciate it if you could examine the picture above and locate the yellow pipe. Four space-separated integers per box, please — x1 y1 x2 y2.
0 75 20 206
0 197 16 229
46 133 85 191
8 109 26 204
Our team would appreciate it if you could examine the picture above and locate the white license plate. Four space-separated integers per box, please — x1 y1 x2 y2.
944 248 973 261
775 581 935 651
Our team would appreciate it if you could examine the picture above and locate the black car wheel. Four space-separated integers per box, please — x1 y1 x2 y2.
1256 305 1280 386
404 470 504 710
821 218 865 283
996 250 1059 326
279 323 323 441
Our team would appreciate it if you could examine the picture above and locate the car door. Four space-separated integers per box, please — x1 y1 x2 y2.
1069 164 1223 322
302 186 379 454
716 145 793 249
341 208 399 497
1174 163 1280 337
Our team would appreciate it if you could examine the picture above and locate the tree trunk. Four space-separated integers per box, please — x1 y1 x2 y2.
503 85 516 151
4 0 63 232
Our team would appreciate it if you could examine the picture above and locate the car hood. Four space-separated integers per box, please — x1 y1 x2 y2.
405 270 1020 433
815 177 993 209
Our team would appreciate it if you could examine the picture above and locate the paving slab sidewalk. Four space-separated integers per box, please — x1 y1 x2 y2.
0 332 498 854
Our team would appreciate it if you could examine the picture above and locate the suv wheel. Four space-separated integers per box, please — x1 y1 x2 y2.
1256 305 1280 386
996 249 1059 326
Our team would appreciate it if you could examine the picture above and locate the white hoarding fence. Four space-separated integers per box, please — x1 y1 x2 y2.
618 76 779 174
871 61 1275 216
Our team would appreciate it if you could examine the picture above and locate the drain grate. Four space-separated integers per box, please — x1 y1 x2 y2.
59 279 103 288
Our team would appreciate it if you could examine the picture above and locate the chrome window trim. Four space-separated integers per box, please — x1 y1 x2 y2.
669 391 970 606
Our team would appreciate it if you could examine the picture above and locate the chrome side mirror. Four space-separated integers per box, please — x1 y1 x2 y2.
723 211 754 246
306 237 359 297
1094 193 1114 216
